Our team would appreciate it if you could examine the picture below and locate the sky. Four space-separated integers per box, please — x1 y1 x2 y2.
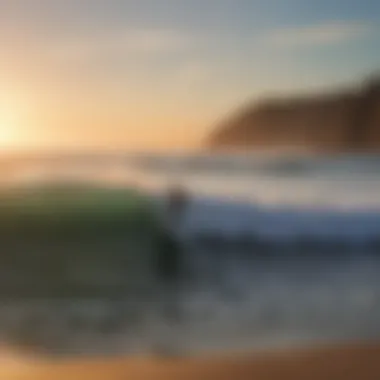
0 0 379 151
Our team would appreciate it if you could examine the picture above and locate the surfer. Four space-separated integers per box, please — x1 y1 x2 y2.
154 184 190 323
166 184 189 230
155 226 182 322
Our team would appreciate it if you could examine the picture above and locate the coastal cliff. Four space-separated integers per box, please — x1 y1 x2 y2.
208 77 380 152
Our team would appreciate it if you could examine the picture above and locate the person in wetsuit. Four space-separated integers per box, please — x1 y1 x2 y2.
166 184 189 228
155 226 182 322
154 184 189 323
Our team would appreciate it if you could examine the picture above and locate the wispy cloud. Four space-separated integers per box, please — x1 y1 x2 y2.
51 28 189 63
266 21 374 48
175 62 210 87
112 29 187 54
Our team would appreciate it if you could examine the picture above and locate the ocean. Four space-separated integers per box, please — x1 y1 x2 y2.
1 152 380 359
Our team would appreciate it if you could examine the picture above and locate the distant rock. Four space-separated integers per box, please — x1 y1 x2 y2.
208 75 380 152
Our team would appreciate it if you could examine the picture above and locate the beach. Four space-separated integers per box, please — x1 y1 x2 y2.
3 342 380 380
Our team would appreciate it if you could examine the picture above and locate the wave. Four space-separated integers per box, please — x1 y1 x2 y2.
0 154 379 357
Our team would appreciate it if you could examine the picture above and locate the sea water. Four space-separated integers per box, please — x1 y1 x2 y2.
1 152 380 358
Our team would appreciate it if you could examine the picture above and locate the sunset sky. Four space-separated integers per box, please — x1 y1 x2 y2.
0 0 379 151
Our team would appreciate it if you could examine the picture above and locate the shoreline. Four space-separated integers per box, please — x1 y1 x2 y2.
5 341 380 379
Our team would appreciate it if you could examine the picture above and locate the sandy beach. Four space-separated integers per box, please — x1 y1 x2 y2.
3 342 380 380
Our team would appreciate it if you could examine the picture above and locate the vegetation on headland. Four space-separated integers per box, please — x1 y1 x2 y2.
209 75 380 152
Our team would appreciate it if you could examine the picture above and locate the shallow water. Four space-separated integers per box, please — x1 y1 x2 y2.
0 253 379 358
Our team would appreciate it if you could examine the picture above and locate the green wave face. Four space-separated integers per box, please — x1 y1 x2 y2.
0 184 162 298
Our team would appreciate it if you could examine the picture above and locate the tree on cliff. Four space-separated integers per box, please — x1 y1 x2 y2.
348 75 380 149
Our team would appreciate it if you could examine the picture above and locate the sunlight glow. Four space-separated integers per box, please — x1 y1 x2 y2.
0 99 26 149
0 127 18 147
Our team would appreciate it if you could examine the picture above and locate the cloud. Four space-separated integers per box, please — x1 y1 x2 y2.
175 62 210 87
266 21 374 48
118 29 186 53
51 28 188 64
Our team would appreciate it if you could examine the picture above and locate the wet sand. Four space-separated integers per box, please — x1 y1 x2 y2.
4 342 380 380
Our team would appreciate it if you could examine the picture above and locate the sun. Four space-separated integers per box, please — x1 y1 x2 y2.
0 124 18 145
0 103 24 148
0 124 18 149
